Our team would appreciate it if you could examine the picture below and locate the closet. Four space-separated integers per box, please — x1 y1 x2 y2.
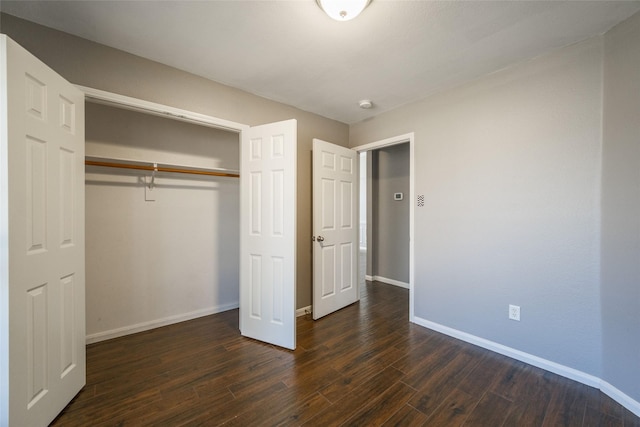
84 102 240 343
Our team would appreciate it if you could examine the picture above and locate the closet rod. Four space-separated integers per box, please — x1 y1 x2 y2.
85 160 240 178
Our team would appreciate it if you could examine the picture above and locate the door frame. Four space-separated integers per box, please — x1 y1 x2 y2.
77 85 249 133
78 86 252 343
79 87 299 349
352 132 415 322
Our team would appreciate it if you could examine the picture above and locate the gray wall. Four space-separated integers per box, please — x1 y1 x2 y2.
601 12 640 403
351 37 604 377
371 144 410 284
366 153 374 276
0 13 350 309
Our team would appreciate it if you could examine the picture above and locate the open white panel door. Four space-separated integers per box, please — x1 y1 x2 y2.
312 139 358 320
0 35 86 426
240 119 296 350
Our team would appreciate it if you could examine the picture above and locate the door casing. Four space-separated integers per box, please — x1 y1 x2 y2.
352 133 415 321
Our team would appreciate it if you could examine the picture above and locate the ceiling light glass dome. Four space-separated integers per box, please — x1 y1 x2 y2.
316 0 371 21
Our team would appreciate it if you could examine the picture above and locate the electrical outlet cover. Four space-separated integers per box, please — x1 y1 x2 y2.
509 304 520 321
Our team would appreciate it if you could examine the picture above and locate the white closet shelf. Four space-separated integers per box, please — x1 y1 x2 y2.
85 155 240 178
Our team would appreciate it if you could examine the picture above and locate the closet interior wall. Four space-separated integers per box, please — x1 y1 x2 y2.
85 102 240 343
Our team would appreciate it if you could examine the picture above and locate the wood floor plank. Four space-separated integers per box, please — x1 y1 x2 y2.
591 389 625 420
391 333 448 374
49 281 640 427
583 405 623 427
541 376 586 427
504 398 551 427
318 357 393 404
391 323 437 352
422 387 479 426
226 351 297 399
330 330 405 375
456 352 511 398
501 367 553 427
407 348 483 416
52 387 163 425
400 341 461 389
381 404 430 427
122 386 210 427
258 392 332 426
623 408 640 427
302 366 405 426
462 391 512 426
197 381 288 426
174 344 286 396
282 364 343 397
342 380 418 426
221 388 331 426
490 359 534 401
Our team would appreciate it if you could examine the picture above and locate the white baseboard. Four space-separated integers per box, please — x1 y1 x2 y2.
371 275 409 289
365 275 374 281
296 305 312 317
86 302 239 344
88 303 313 344
600 380 640 417
413 316 640 417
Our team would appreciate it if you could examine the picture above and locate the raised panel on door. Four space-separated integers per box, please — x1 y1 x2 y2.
321 245 336 297
240 119 296 350
26 284 48 410
59 273 77 378
1 35 85 427
312 139 358 320
340 242 354 291
321 178 336 231
25 135 48 254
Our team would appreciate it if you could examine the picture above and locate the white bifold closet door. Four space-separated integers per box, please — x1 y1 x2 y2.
240 119 297 350
0 35 86 427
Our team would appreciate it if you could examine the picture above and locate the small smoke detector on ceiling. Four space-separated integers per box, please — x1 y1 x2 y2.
358 99 373 109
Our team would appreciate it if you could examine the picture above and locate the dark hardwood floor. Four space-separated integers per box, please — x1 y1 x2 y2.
52 281 639 426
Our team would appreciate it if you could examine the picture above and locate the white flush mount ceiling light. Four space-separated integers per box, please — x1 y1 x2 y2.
316 0 372 21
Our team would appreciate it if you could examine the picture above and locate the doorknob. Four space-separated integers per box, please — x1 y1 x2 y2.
317 236 325 242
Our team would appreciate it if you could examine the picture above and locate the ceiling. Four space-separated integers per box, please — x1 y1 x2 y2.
2 1 640 124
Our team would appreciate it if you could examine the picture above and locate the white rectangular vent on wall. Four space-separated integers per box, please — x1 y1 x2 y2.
417 195 425 207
